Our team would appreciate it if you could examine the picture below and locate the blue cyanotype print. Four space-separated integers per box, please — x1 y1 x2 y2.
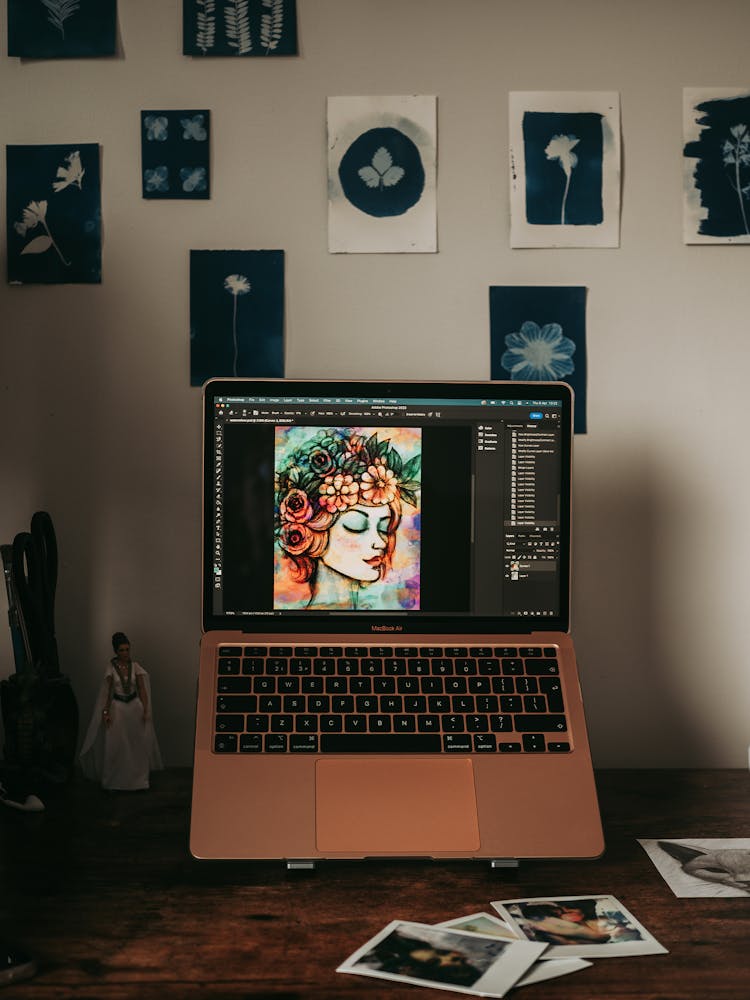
684 93 750 239
8 0 117 58
183 0 297 56
7 143 101 284
522 112 603 226
490 285 587 434
338 127 425 218
190 250 284 386
141 110 210 200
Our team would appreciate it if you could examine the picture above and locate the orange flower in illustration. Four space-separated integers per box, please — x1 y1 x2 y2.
319 473 360 513
280 488 313 523
279 522 314 555
361 458 398 505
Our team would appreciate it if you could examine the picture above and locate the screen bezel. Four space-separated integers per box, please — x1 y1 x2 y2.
202 378 572 635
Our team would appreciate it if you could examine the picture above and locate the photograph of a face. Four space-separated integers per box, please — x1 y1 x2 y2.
509 91 621 248
491 895 667 960
683 88 750 243
273 426 421 611
337 920 546 997
327 95 437 253
7 143 101 285
639 839 750 897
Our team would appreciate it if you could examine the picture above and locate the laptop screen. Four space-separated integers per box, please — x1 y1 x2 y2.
203 379 571 635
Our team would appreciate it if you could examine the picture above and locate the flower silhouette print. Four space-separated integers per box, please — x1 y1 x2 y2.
224 274 251 376
545 134 579 224
14 199 70 266
181 114 208 141
501 321 576 380
358 147 405 189
144 167 169 193
144 115 169 141
722 123 750 236
180 167 207 193
52 150 85 193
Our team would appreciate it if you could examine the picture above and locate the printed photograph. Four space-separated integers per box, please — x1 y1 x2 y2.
639 839 750 897
189 249 284 385
8 0 117 58
273 426 421 611
683 88 750 243
7 143 101 285
141 110 210 200
327 95 437 253
509 91 621 248
183 0 298 56
489 285 587 434
337 920 546 997
491 895 668 960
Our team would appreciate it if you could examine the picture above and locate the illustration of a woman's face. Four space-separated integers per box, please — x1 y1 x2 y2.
322 503 390 582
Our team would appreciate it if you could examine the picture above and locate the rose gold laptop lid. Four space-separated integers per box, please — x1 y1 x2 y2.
190 379 603 864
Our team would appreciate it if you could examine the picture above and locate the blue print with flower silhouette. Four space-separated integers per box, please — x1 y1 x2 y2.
141 109 210 200
490 285 587 434
523 111 603 226
338 127 425 218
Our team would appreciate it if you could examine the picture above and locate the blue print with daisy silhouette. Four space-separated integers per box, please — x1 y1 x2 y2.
523 111 603 226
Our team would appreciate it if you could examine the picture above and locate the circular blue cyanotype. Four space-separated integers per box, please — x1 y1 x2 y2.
338 126 425 217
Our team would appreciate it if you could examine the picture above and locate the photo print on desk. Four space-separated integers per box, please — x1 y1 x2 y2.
7 143 101 284
683 88 750 243
190 249 284 385
490 286 587 434
639 838 750 897
509 91 621 248
327 95 437 253
141 110 210 199
7 0 117 58
183 0 298 56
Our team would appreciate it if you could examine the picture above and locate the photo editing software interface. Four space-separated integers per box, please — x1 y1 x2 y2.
209 392 565 621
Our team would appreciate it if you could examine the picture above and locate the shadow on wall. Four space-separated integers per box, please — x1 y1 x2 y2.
572 445 711 768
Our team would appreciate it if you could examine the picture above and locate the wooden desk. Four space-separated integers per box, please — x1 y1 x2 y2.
1 769 748 998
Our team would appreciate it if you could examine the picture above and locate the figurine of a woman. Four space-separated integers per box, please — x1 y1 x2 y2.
79 633 162 790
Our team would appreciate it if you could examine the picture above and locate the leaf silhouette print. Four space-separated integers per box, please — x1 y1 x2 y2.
39 0 80 40
144 116 169 142
195 0 216 54
144 167 170 193
181 114 208 141
52 150 85 192
14 200 70 266
722 123 750 236
180 167 207 193
224 0 252 54
357 147 405 189
260 0 284 54
545 134 579 224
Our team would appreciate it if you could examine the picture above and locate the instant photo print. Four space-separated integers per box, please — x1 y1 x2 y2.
190 378 603 864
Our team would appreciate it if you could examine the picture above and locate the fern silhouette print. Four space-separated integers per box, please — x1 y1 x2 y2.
183 0 298 56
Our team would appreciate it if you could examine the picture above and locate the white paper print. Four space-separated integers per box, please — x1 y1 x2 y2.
639 839 750 897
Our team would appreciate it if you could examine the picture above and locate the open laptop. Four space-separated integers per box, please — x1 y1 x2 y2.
190 378 603 866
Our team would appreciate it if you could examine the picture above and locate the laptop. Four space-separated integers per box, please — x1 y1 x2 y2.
190 378 603 866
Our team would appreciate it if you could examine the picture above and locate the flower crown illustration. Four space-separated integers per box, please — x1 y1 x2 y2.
275 429 420 561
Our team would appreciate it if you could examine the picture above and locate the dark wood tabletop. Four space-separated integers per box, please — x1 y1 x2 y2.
1 768 748 998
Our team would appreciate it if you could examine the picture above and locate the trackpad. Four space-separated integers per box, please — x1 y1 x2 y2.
315 757 480 854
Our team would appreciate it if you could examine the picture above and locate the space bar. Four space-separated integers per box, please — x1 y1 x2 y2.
320 734 442 753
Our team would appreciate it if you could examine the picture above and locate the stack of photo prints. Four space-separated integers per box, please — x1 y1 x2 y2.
337 894 667 997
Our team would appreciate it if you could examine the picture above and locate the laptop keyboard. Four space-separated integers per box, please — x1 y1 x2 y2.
212 644 571 755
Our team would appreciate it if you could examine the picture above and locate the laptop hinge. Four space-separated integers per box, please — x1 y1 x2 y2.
286 859 317 871
489 859 519 870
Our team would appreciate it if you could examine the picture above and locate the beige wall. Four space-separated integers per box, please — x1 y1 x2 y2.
1 0 749 767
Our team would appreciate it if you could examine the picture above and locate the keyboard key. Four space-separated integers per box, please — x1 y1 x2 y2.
294 646 318 656
495 647 517 657
516 676 539 694
502 659 524 675
470 647 493 657
498 741 522 753
445 646 468 657
265 734 288 753
491 677 515 694
278 677 300 694
369 715 392 733
455 659 477 675
384 658 406 675
270 646 292 656
523 696 547 713
395 646 418 656
242 658 264 675
259 696 281 713
296 715 318 732
526 660 559 676
321 715 343 732
361 658 383 675
218 646 242 657
370 646 393 656
543 647 558 658
431 659 453 675
548 742 571 752
418 715 440 732
308 695 329 713
476 695 499 713
253 677 276 694
247 715 269 732
522 734 546 752
490 715 513 732
468 677 491 694
350 677 372 694
216 695 257 713
381 696 402 713
270 715 293 732
344 715 367 732
345 646 368 656
478 658 501 674
320 646 343 656
320 734 441 752
313 658 336 673
290 735 319 752
500 695 522 712
337 658 359 675
474 734 497 752
514 715 567 733
467 715 489 732
441 715 465 732
521 647 543 657
443 734 472 752
215 714 244 732
394 715 416 732
218 677 252 694
218 657 241 675
239 734 262 752
355 695 378 713
214 734 238 753
290 658 312 674
422 647 443 657
302 677 324 694
244 646 268 656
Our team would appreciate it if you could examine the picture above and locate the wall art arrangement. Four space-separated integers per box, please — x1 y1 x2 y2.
183 0 298 56
6 143 102 285
141 110 211 200
509 91 621 248
190 249 285 386
7 0 117 58
683 88 750 244
327 95 437 254
489 285 587 434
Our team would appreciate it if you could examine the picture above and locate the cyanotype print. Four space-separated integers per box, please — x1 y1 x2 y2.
328 96 437 253
509 92 620 248
683 88 750 243
7 143 101 284
490 286 587 434
141 110 210 200
183 0 297 56
8 0 117 58
190 250 284 386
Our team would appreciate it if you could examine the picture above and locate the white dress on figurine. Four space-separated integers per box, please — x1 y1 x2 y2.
79 661 163 790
